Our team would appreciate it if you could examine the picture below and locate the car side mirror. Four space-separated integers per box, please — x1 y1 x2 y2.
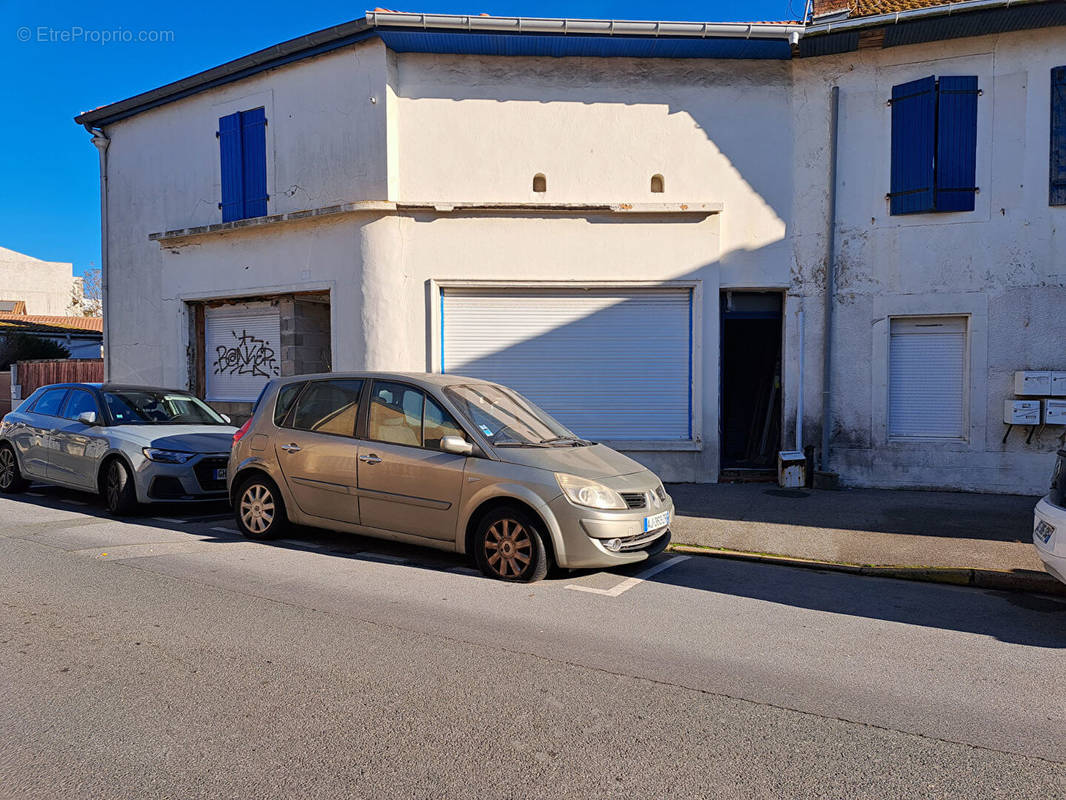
77 411 98 426
440 435 474 456
220 414 232 424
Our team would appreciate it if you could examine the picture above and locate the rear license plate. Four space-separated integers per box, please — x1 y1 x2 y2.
644 510 670 532
1035 519 1055 544
214 468 227 481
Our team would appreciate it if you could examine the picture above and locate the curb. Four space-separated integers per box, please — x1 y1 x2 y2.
669 544 1066 597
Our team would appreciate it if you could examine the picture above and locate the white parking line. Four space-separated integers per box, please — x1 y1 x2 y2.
278 539 324 550
210 526 237 534
66 500 89 507
447 566 480 576
152 517 187 524
26 492 44 497
565 555 690 597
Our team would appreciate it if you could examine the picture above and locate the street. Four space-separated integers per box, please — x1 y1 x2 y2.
1 487 1063 799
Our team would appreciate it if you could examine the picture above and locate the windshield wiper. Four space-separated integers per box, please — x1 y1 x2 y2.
492 440 551 448
539 436 592 447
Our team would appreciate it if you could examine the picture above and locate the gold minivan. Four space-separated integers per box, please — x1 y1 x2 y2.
228 372 673 582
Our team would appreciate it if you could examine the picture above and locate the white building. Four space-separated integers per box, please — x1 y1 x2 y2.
0 246 81 316
75 0 1066 493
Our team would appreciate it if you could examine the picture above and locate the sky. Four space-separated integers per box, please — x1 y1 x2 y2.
0 1 801 277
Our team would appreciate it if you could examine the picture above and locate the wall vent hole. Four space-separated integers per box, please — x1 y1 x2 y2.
650 174 665 193
532 173 547 193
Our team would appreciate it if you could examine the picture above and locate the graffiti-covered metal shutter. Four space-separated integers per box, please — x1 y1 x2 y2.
441 287 693 441
205 304 281 402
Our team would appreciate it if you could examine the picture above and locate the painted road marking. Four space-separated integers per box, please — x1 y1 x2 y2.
26 492 44 497
66 500 89 506
211 526 237 534
565 555 691 597
152 517 187 524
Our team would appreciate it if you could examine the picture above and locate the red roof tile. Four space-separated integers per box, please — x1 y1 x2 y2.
0 313 103 334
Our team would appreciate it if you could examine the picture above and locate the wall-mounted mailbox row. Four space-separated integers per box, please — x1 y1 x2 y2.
1014 371 1066 396
1005 399 1066 425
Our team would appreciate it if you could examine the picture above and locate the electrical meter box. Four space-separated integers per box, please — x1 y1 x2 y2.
1005 399 1041 425
1051 372 1066 396
1045 399 1066 425
1014 371 1052 395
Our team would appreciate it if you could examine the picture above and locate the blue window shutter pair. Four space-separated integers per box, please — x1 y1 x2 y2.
218 108 267 222
889 76 978 215
1051 67 1066 206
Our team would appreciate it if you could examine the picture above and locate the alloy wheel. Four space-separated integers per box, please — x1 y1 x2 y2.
107 462 125 509
240 484 275 535
0 449 15 490
483 518 533 578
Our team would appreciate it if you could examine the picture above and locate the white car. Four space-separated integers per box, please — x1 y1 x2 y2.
1033 449 1066 585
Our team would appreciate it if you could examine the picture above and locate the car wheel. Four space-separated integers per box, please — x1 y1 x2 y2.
235 475 287 540
0 444 29 493
103 458 138 515
475 507 549 583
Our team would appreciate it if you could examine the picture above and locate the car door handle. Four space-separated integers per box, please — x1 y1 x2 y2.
280 443 301 453
359 454 382 465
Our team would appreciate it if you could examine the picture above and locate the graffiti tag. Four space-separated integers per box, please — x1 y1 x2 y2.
213 329 279 378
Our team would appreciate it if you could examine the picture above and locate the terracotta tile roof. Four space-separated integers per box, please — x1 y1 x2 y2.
850 0 970 17
0 313 103 335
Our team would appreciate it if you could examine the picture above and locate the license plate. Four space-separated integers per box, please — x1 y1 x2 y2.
214 468 228 481
644 510 670 532
1035 519 1055 544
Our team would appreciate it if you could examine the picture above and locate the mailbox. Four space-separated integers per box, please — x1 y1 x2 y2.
1005 399 1041 425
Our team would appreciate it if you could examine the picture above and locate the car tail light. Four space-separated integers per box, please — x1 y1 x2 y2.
233 418 252 444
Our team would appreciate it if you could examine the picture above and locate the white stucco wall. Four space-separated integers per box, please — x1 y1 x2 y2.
0 247 77 316
790 27 1066 493
95 23 1066 492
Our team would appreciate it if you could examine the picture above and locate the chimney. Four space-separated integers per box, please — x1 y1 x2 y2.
810 1 852 19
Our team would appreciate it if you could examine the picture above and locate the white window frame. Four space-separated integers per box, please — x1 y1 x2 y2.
428 279 703 452
871 292 988 450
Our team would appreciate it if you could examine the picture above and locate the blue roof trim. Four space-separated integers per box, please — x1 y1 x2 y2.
376 29 792 60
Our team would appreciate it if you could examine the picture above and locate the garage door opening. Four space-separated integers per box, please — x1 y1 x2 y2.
440 287 693 444
720 291 782 476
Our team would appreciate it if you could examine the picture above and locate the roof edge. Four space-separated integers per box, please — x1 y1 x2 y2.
804 0 1050 36
74 12 803 128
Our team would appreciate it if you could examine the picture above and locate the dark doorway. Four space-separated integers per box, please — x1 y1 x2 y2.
720 291 782 475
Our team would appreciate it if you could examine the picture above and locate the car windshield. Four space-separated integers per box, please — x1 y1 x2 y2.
444 384 588 447
103 390 228 425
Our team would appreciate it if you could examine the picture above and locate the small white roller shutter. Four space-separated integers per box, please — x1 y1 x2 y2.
441 287 692 441
205 304 281 402
888 316 967 439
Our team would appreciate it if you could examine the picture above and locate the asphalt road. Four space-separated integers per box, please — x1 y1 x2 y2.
1 487 1063 799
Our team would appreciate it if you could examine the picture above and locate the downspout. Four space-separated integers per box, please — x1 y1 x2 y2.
84 124 110 380
820 86 840 471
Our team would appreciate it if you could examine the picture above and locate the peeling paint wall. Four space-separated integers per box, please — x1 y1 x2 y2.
791 27 1066 493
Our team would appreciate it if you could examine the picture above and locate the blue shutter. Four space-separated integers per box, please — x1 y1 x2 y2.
240 107 268 218
1051 67 1066 206
218 112 243 222
889 76 936 215
935 76 979 212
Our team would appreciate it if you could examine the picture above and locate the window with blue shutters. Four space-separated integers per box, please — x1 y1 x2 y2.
218 107 268 222
1051 67 1066 206
889 76 978 215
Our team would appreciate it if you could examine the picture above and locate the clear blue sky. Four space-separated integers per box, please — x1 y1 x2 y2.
0 1 798 276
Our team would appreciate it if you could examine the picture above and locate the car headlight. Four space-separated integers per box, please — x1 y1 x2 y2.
555 473 627 510
142 448 195 464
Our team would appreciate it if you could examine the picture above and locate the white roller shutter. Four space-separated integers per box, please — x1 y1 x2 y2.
441 288 692 441
205 304 281 402
888 316 967 438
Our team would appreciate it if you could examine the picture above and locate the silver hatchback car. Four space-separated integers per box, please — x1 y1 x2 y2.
229 372 674 582
0 383 236 514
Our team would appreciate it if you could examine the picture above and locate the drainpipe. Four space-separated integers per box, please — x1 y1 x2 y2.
84 124 110 381
796 303 804 452
820 86 840 471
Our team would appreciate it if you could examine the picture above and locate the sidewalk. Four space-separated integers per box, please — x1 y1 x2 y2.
665 483 1064 595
